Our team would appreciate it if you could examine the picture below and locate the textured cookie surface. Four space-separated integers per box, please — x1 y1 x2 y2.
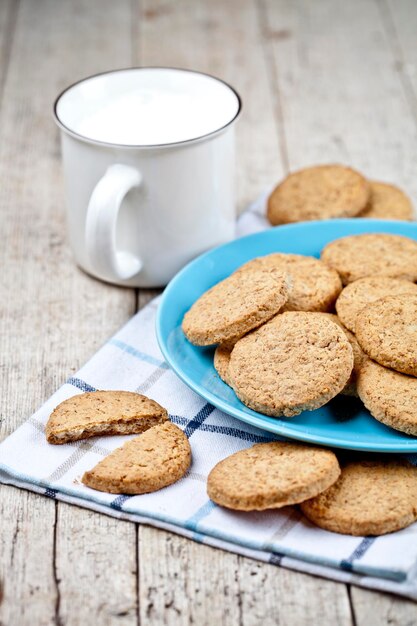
46 391 168 444
357 359 417 435
336 277 417 332
312 313 367 397
228 312 353 417
82 422 191 494
182 268 288 346
355 294 417 376
301 460 417 536
236 253 342 312
359 181 413 221
267 165 369 225
207 442 340 511
214 345 233 386
321 233 417 284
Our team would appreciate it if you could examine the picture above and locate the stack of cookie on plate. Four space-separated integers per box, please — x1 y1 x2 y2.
267 164 414 224
182 228 417 535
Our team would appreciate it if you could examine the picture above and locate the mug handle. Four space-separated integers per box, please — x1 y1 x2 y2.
85 164 143 281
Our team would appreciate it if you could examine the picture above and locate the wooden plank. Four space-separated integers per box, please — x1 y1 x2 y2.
137 0 284 212
0 1 137 624
0 0 18 107
350 586 417 625
382 0 417 99
56 505 138 626
0 487 57 626
238 557 352 626
138 527 242 625
261 0 417 203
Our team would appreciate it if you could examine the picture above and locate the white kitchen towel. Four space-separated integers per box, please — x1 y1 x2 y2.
1 192 417 601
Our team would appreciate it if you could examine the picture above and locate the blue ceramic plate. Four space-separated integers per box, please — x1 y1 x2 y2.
156 219 417 452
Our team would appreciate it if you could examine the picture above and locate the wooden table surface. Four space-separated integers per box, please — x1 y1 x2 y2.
1 0 417 624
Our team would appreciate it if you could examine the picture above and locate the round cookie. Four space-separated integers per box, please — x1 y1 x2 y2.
82 422 191 494
359 181 413 221
46 391 168 444
313 313 367 397
357 359 417 436
228 312 353 417
267 164 370 225
207 442 340 511
182 268 288 346
301 460 417 536
336 277 417 332
355 294 417 376
236 253 342 312
214 344 233 386
321 233 417 284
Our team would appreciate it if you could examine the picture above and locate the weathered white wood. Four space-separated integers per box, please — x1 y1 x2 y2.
350 586 417 625
138 0 284 212
261 0 417 203
0 486 57 626
238 557 352 626
138 527 242 625
56 505 138 626
0 0 17 105
0 1 136 624
383 0 417 110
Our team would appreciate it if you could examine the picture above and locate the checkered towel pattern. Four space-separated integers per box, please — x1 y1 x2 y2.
1 192 417 600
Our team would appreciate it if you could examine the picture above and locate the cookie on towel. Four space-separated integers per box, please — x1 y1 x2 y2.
357 359 417 436
46 391 168 444
82 422 191 494
301 460 417 536
182 268 288 346
355 294 417 376
207 442 340 511
236 253 342 312
359 181 413 221
321 233 417 284
336 276 417 332
214 344 233 386
267 164 369 225
228 312 353 417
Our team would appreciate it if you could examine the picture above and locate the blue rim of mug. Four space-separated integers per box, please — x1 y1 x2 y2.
53 66 243 149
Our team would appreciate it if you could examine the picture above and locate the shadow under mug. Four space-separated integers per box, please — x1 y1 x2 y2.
53 67 242 287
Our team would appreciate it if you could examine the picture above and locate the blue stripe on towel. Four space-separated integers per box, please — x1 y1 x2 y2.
109 339 169 369
110 495 132 511
185 500 217 533
67 377 97 393
184 403 215 438
341 537 375 571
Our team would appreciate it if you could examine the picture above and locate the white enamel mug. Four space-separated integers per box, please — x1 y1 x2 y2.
53 67 241 287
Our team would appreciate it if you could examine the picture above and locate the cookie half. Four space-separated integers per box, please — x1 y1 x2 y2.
228 312 353 417
357 359 417 435
321 233 417 284
336 276 417 332
207 442 340 511
82 422 191 494
267 164 370 225
301 460 417 536
182 268 288 346
46 391 168 444
359 181 413 221
236 253 342 312
355 294 417 376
